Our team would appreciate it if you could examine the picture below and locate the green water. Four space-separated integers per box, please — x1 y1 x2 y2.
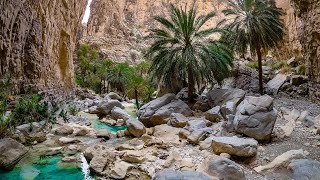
92 120 126 132
0 155 92 180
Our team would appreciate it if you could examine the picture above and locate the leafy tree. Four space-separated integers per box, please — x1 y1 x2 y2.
220 0 285 94
146 4 233 101
95 59 114 94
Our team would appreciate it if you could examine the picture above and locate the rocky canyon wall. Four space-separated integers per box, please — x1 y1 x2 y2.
83 0 226 63
83 0 302 63
0 0 87 96
292 0 320 83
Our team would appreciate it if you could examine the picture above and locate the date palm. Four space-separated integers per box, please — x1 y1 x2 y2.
220 0 285 94
146 4 233 101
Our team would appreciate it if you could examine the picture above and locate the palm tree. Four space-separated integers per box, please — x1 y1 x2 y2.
107 63 134 95
95 59 114 94
220 0 285 94
146 4 233 102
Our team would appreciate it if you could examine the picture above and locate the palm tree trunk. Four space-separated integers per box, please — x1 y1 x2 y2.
256 43 264 95
135 88 139 110
187 68 195 102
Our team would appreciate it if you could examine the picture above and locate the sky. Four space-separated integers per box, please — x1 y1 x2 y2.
82 0 93 24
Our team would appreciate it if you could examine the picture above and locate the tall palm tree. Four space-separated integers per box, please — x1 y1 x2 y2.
146 4 233 102
107 63 134 94
220 0 285 94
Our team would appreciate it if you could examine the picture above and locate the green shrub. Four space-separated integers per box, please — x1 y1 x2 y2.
68 105 79 116
246 61 259 69
270 60 287 70
296 64 306 75
59 110 69 123
0 75 13 137
12 94 51 127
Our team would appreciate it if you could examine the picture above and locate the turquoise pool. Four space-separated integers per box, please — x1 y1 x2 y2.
0 154 93 180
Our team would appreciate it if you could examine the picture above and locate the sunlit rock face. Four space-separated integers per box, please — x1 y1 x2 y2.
83 0 227 63
83 0 302 63
292 0 320 82
0 0 87 95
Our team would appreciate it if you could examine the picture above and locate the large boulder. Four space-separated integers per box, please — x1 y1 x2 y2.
55 124 74 135
204 106 223 122
267 74 289 94
106 92 123 101
111 107 131 121
207 88 246 108
198 156 245 180
187 128 213 144
138 93 176 125
97 100 124 115
185 119 211 131
153 169 211 180
289 159 320 180
126 118 146 137
143 99 192 127
0 138 28 170
211 136 258 157
291 75 308 86
232 95 277 142
153 124 181 145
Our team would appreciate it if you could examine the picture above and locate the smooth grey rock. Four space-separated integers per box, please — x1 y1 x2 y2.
199 156 245 180
138 93 176 126
176 87 189 100
289 159 320 180
186 119 210 131
55 124 74 135
153 168 211 180
126 118 146 137
187 128 213 144
0 138 28 170
111 107 131 121
211 136 258 157
205 106 223 122
233 95 277 142
207 88 246 108
97 100 124 115
147 99 192 127
267 74 289 94
107 92 123 101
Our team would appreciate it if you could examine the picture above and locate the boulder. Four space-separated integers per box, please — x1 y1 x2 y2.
0 138 28 170
55 124 74 135
187 128 213 145
153 169 211 180
204 106 223 122
111 107 131 121
291 75 308 86
138 93 176 124
167 113 188 128
58 137 80 145
27 132 47 143
198 156 245 180
122 150 146 163
97 100 124 115
289 159 320 180
96 130 112 139
107 92 123 101
126 118 146 137
116 119 125 126
147 99 192 127
88 106 99 114
153 124 181 145
211 136 258 157
267 74 289 94
207 88 246 108
232 95 277 142
186 119 210 131
109 160 133 179
74 127 90 136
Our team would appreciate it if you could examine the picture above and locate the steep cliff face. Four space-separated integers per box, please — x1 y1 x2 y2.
292 0 320 82
0 0 87 94
83 0 226 63
83 0 301 63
